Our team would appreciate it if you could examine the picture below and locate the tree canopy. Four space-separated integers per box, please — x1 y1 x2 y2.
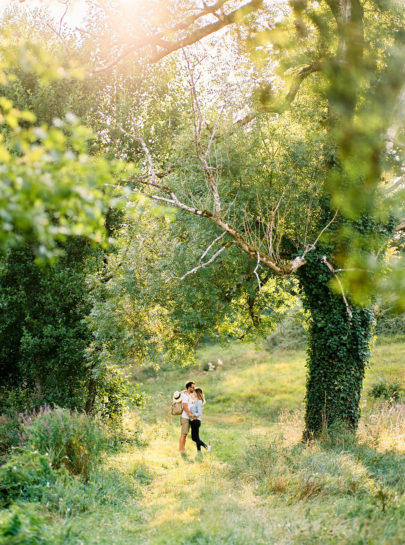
0 0 404 436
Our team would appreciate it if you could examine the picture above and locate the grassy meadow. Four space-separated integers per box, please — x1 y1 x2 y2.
2 342 405 544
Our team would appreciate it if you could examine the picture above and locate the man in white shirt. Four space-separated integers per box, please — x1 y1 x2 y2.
179 380 197 453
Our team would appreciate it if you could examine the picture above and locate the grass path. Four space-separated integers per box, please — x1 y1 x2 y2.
104 418 290 545
66 342 405 545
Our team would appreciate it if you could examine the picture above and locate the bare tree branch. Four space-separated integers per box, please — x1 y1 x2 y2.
302 209 339 258
139 190 212 217
184 50 222 217
170 241 233 281
321 256 353 319
198 232 226 264
45 0 72 60
92 0 264 73
58 0 70 35
253 251 262 291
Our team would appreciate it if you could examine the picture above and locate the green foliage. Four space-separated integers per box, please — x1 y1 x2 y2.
0 503 53 545
0 414 21 460
298 250 374 437
0 100 112 258
0 0 403 447
91 366 147 422
0 29 117 258
0 25 137 423
0 386 35 415
0 241 98 410
20 407 106 479
369 379 402 402
0 449 59 507
375 305 405 339
264 304 308 351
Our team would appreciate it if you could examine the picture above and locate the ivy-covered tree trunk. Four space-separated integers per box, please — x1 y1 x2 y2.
298 251 374 439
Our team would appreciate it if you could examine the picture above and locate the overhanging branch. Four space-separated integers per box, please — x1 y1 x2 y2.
93 0 264 74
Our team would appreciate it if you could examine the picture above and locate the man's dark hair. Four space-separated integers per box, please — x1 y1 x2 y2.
185 381 195 390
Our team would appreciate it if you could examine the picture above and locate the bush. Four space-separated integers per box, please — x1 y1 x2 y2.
0 503 53 545
0 414 21 460
20 407 106 479
0 449 60 507
93 367 146 422
369 379 402 402
0 387 36 416
375 307 405 338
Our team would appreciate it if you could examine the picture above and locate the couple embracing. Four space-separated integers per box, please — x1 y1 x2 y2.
176 381 211 454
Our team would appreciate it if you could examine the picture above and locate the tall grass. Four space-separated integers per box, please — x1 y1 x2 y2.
1 341 404 545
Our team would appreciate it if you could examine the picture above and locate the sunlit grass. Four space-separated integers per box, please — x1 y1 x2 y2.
29 340 405 544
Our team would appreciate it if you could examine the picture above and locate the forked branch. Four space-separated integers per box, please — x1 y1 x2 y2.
169 241 233 281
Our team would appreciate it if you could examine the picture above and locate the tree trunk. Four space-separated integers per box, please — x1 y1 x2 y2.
85 377 97 414
297 251 374 440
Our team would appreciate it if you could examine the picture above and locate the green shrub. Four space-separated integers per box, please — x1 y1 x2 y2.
369 379 402 402
0 449 60 507
20 407 106 479
0 414 21 460
375 307 405 338
0 503 53 545
93 369 146 422
0 387 36 416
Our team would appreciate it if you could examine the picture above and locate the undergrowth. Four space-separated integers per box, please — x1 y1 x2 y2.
0 342 404 544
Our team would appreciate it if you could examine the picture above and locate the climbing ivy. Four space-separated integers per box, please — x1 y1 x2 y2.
298 250 374 438
297 209 397 438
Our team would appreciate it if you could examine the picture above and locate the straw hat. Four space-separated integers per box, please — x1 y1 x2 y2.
172 391 182 402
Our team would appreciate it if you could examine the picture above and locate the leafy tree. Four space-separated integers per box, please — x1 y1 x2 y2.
79 0 404 438
0 15 130 416
0 239 100 409
6 0 405 437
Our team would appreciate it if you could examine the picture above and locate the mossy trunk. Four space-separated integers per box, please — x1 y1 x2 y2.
298 252 374 440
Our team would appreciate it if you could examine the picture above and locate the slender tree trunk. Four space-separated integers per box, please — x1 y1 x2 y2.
297 251 374 439
85 377 97 414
